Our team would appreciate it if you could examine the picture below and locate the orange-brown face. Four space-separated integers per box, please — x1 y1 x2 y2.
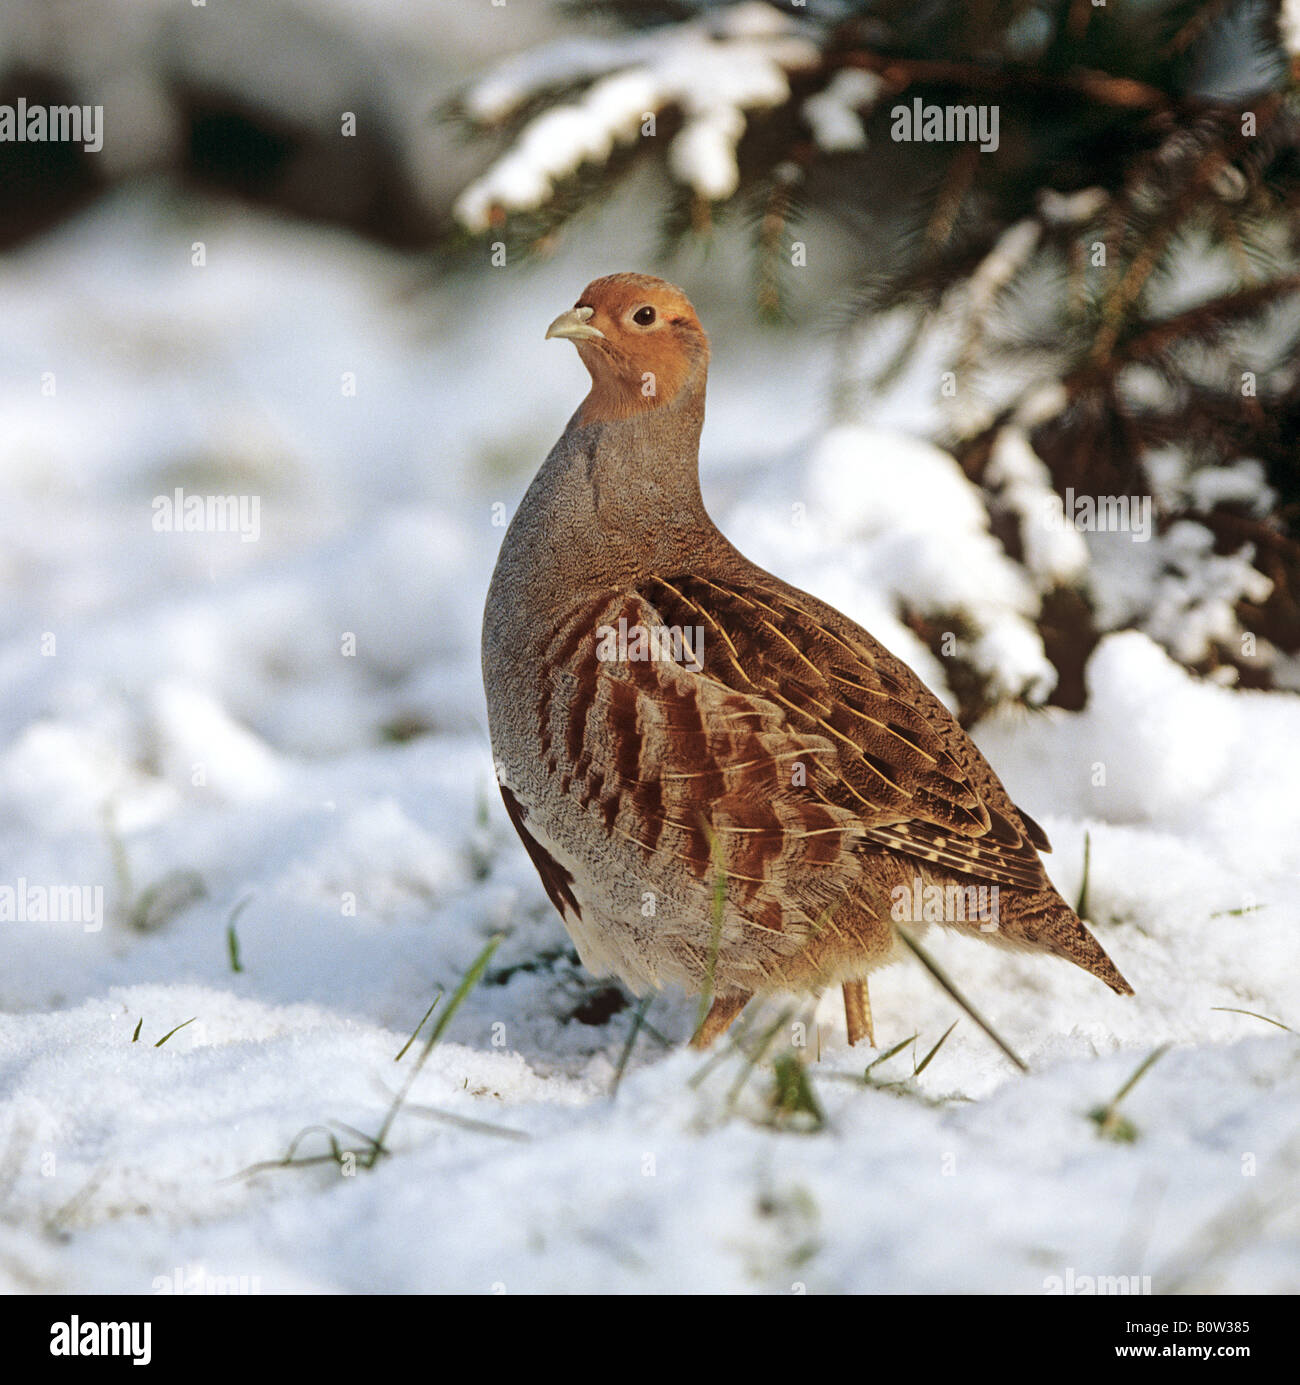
545 273 709 425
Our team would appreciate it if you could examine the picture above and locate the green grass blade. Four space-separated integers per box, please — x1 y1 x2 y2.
895 925 1027 1072
611 994 652 1099
426 935 503 1048
1210 1007 1292 1033
866 1033 917 1076
226 894 253 973
395 992 443 1062
153 1017 197 1048
1075 829 1092 918
913 1020 959 1078
373 934 503 1153
1090 1044 1170 1141
694 823 728 1039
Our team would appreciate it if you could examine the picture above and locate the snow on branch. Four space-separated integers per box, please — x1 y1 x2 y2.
1282 0 1300 62
986 427 1089 590
800 68 884 153
453 1 824 230
808 426 1060 706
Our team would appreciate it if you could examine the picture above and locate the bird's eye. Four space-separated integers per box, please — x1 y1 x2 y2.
632 305 656 326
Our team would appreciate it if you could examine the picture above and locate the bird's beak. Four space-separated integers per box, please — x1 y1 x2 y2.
545 306 605 342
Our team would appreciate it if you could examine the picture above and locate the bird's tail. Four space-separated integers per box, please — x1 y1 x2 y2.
992 890 1134 996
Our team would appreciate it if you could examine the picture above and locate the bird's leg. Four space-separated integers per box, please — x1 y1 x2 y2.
842 979 875 1047
690 991 751 1048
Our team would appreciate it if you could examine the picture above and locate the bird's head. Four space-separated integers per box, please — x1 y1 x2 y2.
545 273 709 426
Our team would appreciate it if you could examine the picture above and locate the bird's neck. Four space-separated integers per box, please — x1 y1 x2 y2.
507 384 718 587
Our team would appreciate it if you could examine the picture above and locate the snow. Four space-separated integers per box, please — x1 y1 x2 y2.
1136 522 1273 668
1038 186 1109 226
1187 457 1273 515
2 184 1298 1295
801 68 883 153
668 104 749 202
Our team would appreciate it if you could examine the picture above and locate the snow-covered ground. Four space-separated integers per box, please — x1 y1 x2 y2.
1 185 1297 1294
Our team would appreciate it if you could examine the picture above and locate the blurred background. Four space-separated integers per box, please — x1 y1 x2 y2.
1 0 1299 1296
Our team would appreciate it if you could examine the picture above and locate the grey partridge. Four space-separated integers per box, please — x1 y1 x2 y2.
482 273 1132 1048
